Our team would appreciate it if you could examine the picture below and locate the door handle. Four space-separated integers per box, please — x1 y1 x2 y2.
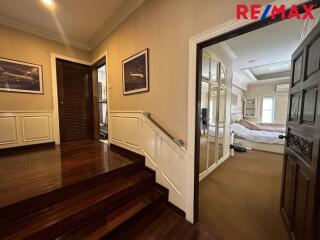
278 134 287 139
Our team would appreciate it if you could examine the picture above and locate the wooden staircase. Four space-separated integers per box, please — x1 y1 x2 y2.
0 144 168 240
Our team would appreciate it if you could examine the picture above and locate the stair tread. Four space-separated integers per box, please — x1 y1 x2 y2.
57 187 166 240
1 171 153 239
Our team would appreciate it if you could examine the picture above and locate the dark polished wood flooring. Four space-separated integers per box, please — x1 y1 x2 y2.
0 140 137 208
108 203 221 240
0 140 223 239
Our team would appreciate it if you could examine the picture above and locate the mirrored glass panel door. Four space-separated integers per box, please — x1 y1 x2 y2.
208 82 219 168
199 55 230 178
200 56 218 174
199 80 209 174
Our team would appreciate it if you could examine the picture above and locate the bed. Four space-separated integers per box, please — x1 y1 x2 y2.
231 121 286 154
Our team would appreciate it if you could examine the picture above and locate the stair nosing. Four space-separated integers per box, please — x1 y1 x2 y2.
1 171 154 239
58 187 166 240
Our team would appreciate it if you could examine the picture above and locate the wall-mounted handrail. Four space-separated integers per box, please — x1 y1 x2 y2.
143 112 184 147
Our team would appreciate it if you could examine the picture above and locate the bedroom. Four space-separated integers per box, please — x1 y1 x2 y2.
198 8 320 240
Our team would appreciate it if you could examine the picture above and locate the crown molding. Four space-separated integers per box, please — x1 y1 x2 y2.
0 15 91 51
219 41 237 59
0 0 145 52
88 0 146 50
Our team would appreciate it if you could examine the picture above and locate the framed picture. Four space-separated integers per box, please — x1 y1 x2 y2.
0 57 43 94
122 49 149 95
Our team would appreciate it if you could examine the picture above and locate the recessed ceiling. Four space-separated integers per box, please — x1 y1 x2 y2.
204 7 320 87
0 0 145 50
244 61 291 82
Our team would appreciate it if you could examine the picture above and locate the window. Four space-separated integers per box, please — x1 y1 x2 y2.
262 97 274 123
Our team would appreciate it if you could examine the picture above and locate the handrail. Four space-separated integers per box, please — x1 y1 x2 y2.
143 112 184 147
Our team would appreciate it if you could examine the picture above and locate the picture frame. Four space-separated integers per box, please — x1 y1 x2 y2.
0 57 43 94
122 49 149 95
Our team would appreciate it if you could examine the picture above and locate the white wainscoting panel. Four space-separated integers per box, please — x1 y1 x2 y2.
0 115 18 145
157 138 185 209
22 115 51 142
123 117 139 149
109 111 187 213
0 112 54 149
141 120 157 170
110 115 123 143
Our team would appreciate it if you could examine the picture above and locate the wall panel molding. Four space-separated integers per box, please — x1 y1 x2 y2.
0 112 54 149
0 115 18 145
109 111 187 212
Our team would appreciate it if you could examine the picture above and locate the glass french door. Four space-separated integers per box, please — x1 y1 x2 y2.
199 56 229 176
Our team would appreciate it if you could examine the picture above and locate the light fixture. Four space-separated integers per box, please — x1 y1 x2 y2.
42 0 54 7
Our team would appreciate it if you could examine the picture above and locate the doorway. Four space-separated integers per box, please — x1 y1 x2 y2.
56 59 93 143
91 57 108 143
97 64 108 141
194 3 320 240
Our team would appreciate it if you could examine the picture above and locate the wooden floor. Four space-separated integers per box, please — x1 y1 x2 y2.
0 141 290 239
108 204 221 240
0 140 171 239
0 140 223 239
0 140 139 208
199 150 289 240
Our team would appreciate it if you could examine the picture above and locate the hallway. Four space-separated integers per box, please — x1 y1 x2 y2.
199 150 289 240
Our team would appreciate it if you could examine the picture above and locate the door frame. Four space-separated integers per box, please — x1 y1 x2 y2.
186 0 315 223
91 56 108 140
51 52 109 144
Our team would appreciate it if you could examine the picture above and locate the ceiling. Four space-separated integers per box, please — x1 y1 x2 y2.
204 7 320 88
0 0 145 50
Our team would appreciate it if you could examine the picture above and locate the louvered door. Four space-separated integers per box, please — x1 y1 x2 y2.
56 59 93 143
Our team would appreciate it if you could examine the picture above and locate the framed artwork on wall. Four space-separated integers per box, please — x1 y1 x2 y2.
122 49 149 95
0 57 43 94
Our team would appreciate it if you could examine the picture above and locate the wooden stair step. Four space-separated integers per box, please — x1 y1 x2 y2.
57 187 167 240
0 160 145 226
0 171 154 240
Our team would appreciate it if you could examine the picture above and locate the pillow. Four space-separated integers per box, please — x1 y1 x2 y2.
237 119 260 130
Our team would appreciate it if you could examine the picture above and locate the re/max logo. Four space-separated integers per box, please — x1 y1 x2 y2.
236 4 316 20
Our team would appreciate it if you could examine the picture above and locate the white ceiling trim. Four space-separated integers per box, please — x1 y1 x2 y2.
0 0 146 51
249 78 290 86
242 69 257 82
219 42 237 59
0 15 91 51
300 19 309 41
88 0 146 49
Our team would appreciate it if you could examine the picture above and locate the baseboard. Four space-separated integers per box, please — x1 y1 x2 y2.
109 143 145 162
0 141 55 156
110 140 143 156
165 200 186 218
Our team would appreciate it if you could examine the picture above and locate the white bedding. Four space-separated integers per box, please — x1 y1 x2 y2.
231 123 285 145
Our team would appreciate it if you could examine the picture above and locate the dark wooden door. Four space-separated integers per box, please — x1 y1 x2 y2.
281 22 320 240
56 59 93 143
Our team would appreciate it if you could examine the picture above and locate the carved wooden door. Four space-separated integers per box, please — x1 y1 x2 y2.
280 22 320 240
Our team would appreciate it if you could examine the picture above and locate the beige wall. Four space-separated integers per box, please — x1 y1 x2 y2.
91 0 270 143
0 25 90 111
245 83 289 124
0 0 272 143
